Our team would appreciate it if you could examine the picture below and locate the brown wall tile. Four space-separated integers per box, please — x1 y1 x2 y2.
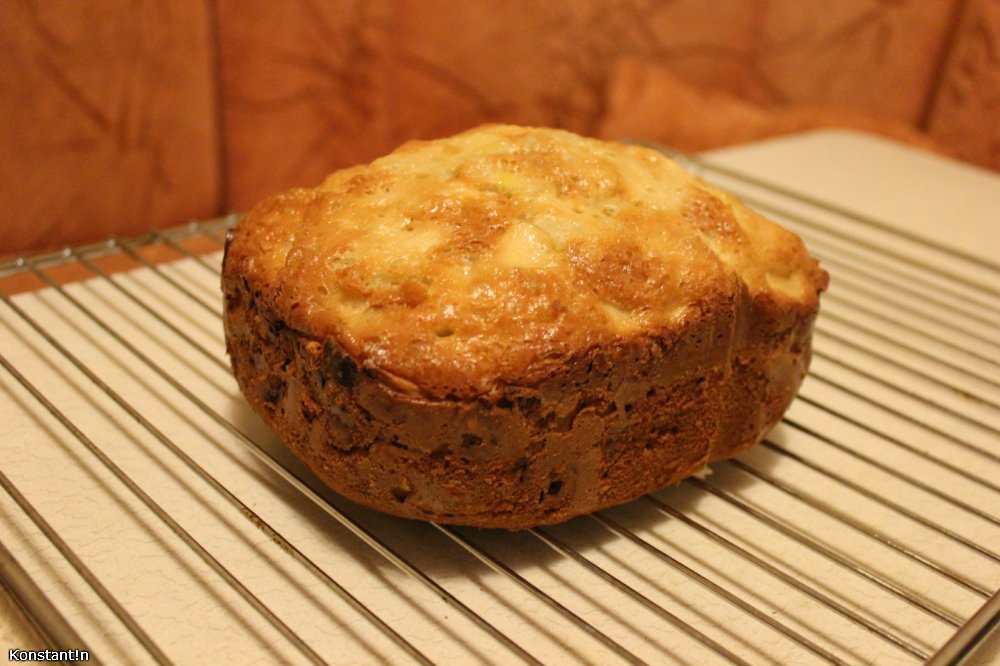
750 0 958 123
5 0 995 256
218 0 765 208
216 0 395 209
926 0 1000 171
598 56 948 155
0 2 219 254
391 0 765 140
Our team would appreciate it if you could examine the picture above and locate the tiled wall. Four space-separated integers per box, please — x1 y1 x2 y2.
0 2 219 252
2 0 996 253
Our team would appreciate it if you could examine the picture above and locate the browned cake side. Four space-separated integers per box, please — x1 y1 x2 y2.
222 124 827 529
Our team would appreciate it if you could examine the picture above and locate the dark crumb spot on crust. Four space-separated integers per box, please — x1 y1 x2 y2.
337 356 358 387
461 433 483 448
301 399 320 423
532 412 556 430
513 457 528 482
260 375 287 404
391 486 411 502
321 340 360 388
539 479 564 502
516 396 541 417
224 287 242 310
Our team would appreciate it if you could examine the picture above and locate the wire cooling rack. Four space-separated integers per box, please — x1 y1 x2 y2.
1 143 998 665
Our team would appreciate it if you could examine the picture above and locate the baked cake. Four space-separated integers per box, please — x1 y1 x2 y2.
222 125 828 529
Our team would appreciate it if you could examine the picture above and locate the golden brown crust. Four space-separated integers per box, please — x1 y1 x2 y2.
222 124 827 529
224 125 826 400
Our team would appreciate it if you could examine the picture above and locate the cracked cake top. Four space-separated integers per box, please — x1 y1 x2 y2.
225 125 827 399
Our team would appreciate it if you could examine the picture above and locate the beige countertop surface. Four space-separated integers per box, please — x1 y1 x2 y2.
1 130 998 664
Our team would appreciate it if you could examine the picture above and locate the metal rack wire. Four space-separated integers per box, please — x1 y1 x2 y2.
0 148 998 665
